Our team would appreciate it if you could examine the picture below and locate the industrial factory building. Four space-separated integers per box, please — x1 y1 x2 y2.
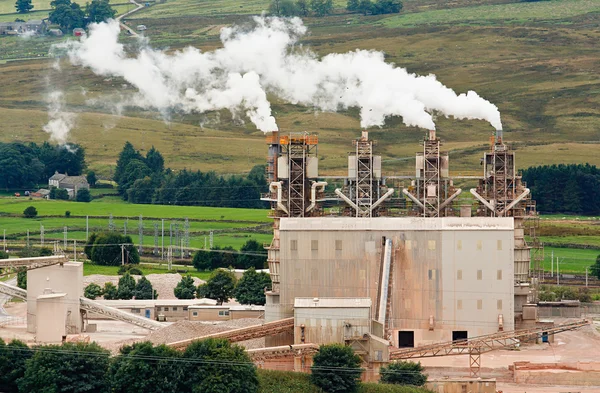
262 129 539 356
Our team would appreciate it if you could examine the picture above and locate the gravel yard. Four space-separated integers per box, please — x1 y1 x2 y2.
83 273 204 299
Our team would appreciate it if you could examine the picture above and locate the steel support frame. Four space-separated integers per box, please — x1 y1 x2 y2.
355 138 374 217
422 138 441 217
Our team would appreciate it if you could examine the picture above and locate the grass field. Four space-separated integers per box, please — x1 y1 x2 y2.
82 261 212 279
539 246 598 275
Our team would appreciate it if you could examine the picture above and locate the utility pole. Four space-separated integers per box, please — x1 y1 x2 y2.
73 240 77 262
557 258 560 285
86 215 89 240
551 251 553 277
586 267 588 287
3 229 5 252
121 244 125 266
40 225 44 246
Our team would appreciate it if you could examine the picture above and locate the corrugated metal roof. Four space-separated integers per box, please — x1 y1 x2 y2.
95 298 217 307
280 217 514 231
294 297 371 308
229 305 265 311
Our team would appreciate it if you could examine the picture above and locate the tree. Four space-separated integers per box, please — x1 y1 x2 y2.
50 187 69 200
233 268 272 305
238 239 267 269
110 342 183 393
174 275 196 299
86 170 97 187
103 282 118 300
15 0 33 13
591 254 600 280
86 0 115 23
311 344 363 393
357 0 373 14
76 188 91 202
310 0 333 16
182 338 259 393
114 142 144 190
296 0 309 15
84 283 103 299
23 206 37 218
145 146 165 174
17 342 110 393
49 0 85 32
84 233 97 260
0 250 8 259
89 232 139 266
117 272 136 300
197 269 236 304
192 250 212 271
347 0 359 11
0 339 32 393
372 0 402 14
134 276 157 299
17 267 27 289
380 361 427 386
269 0 298 16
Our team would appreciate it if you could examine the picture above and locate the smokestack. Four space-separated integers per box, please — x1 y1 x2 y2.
361 130 369 141
428 130 436 141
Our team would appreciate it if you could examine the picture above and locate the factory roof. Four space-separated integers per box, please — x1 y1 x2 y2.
229 305 265 311
294 297 371 308
96 299 217 307
280 217 514 231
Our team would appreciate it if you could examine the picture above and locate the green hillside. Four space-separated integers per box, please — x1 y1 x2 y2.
0 0 598 178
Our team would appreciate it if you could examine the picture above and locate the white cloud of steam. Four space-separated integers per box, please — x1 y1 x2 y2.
59 17 502 132
43 91 75 143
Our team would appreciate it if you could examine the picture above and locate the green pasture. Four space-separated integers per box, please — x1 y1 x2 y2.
539 246 599 275
0 197 270 222
381 0 600 28
82 262 212 279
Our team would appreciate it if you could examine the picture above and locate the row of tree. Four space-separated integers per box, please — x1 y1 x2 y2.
0 142 85 191
347 0 403 15
522 164 600 215
48 0 116 32
84 272 157 300
0 338 258 393
175 268 272 305
192 239 267 271
269 0 333 17
114 142 268 208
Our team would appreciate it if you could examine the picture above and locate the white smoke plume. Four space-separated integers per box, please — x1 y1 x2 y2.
59 17 502 132
43 91 76 143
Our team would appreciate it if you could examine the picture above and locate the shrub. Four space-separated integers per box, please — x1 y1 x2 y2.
117 273 136 300
84 283 103 300
134 276 157 300
17 267 27 289
65 210 71 217
174 275 196 299
0 250 8 259
380 361 427 386
23 206 37 218
118 264 143 275
311 344 363 393
103 282 118 300
76 188 91 202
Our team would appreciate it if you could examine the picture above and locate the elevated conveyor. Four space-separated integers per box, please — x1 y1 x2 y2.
168 317 294 350
247 343 319 361
0 281 27 300
0 255 68 270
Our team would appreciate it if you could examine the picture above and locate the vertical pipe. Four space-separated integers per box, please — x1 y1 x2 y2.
378 239 392 325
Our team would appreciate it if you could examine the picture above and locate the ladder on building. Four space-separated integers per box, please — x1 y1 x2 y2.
389 319 590 377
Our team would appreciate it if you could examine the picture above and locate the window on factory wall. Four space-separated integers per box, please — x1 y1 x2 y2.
457 270 462 280
428 240 436 250
398 331 414 348
497 299 503 310
456 240 462 250
132 308 140 314
183 307 188 311
173 307 178 312
497 270 503 280
497 240 503 250
164 307 169 312
477 240 482 251
193 311 198 316
218 310 230 317
311 240 318 250
452 331 468 342
290 240 298 251
477 270 482 280
428 269 437 280
335 240 342 250
477 299 483 310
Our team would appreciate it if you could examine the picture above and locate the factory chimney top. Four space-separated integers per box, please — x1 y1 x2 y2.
361 130 369 140
428 129 436 141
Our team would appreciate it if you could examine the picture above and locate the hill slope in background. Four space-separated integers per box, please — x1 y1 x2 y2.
0 0 598 177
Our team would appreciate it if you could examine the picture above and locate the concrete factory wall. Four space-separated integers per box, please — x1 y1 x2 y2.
426 379 496 393
36 293 67 343
271 217 514 347
27 262 83 334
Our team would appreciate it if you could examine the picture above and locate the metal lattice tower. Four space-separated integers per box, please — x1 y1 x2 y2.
174 223 180 257
138 215 143 254
355 134 374 217
422 130 442 217
184 218 190 249
209 231 213 249
154 223 159 255
108 214 115 231
40 225 44 246
288 139 307 217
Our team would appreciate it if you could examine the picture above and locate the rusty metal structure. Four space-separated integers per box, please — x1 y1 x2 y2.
402 130 461 217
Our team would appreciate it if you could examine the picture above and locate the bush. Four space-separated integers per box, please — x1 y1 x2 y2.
17 267 27 289
65 210 71 217
380 361 427 386
84 283 103 300
174 275 196 299
76 188 91 202
49 187 69 200
311 344 363 393
0 250 8 259
118 264 143 275
103 282 118 300
134 276 157 300
117 273 136 300
23 206 37 218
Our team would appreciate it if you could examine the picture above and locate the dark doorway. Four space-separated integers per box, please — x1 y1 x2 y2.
452 330 468 342
398 331 414 348
542 332 549 343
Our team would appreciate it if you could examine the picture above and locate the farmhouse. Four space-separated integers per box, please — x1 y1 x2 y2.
48 172 90 199
0 20 47 35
